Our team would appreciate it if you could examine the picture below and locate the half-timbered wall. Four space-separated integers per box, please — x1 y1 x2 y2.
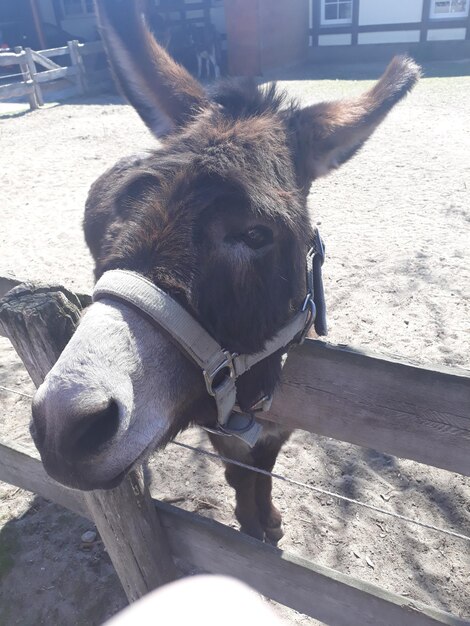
310 0 470 59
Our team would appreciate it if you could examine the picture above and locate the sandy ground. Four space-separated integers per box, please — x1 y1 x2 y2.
0 60 469 625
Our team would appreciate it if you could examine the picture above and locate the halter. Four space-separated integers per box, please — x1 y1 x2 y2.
93 228 326 447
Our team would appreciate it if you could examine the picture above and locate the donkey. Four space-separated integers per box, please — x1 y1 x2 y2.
191 23 222 80
31 0 419 543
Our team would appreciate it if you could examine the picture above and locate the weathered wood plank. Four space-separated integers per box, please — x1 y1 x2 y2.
0 51 24 66
0 440 88 518
0 284 177 601
25 48 44 107
36 46 69 58
14 46 38 110
68 40 86 94
31 49 61 71
0 81 33 100
84 469 176 601
35 66 77 83
0 276 22 299
0 277 22 335
0 439 466 626
265 340 470 476
159 501 469 626
0 283 88 386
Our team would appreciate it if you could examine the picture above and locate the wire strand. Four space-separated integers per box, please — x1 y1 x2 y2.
170 440 470 544
0 74 25 81
1 383 469 543
0 384 34 399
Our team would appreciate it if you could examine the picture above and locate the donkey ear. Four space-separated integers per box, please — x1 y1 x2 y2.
95 0 207 136
293 56 420 189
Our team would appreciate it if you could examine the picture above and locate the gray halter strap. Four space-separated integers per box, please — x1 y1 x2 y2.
93 230 326 447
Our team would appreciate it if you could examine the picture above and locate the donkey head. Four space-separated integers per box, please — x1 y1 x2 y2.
31 0 419 490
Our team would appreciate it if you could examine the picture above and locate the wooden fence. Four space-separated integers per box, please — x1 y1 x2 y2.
0 41 110 110
0 280 469 626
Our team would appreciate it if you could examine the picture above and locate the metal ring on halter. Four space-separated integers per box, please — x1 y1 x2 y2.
203 350 236 397
299 295 316 344
203 412 257 437
221 412 257 434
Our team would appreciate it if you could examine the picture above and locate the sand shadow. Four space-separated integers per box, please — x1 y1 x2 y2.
0 493 125 625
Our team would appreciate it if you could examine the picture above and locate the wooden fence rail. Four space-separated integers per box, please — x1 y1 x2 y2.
0 282 469 625
1 276 469 474
0 439 466 626
35 46 69 58
265 341 470 477
0 40 109 110
0 51 26 66
0 47 39 110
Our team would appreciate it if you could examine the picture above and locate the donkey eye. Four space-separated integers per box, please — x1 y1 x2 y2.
224 225 274 250
240 226 273 250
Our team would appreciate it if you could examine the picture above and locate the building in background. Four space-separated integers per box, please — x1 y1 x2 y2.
0 0 43 49
224 0 308 74
1 0 469 75
310 0 470 61
0 0 97 50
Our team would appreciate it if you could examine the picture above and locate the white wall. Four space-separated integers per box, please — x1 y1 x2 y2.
358 30 421 44
359 0 423 26
427 27 466 40
319 33 352 46
314 0 469 48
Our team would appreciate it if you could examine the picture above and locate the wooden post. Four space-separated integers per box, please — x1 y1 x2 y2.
0 283 177 601
0 275 22 300
68 40 87 95
84 469 178 601
14 46 39 110
24 47 44 107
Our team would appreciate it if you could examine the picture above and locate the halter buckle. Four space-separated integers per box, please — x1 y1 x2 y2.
203 351 236 397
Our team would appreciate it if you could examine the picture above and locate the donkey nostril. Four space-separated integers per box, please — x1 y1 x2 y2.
71 400 120 459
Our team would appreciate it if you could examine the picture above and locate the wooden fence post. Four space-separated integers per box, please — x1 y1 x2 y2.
24 47 44 107
68 39 87 95
84 469 178 601
0 283 178 601
14 46 39 111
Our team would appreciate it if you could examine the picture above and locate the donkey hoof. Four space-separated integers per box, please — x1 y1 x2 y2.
264 525 284 545
240 525 265 542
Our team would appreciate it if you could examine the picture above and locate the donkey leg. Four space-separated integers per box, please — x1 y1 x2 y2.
253 429 291 545
256 473 283 544
208 433 264 540
209 51 220 79
224 464 265 540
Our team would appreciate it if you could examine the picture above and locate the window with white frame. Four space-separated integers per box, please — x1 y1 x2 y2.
430 0 469 18
321 0 353 25
60 0 95 18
